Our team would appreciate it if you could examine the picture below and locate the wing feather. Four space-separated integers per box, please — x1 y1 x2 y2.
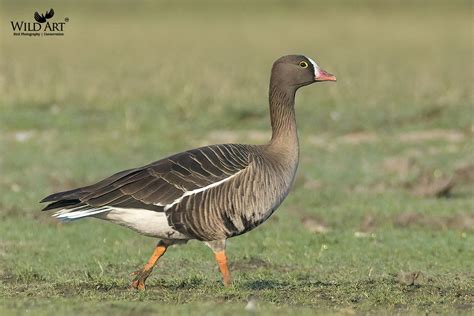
118 175 157 195
87 189 126 206
41 144 251 218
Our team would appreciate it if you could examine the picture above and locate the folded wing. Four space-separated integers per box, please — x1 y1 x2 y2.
40 144 250 220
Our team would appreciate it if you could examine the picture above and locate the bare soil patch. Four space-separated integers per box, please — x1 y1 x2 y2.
397 129 465 143
301 215 331 234
307 129 467 151
407 170 454 198
393 212 474 231
397 271 426 286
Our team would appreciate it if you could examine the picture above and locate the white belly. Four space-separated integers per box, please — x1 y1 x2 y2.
95 208 188 240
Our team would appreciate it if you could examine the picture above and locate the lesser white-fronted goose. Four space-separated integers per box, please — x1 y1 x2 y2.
41 55 336 289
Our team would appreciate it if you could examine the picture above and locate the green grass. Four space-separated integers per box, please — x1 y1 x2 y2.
1 0 473 314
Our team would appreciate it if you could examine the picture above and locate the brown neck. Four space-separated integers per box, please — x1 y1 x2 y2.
268 84 298 147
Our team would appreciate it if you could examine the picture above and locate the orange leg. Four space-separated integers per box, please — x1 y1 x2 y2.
214 250 232 286
131 242 168 290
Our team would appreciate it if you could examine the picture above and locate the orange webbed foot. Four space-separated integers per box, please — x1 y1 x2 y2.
130 268 151 290
129 242 168 291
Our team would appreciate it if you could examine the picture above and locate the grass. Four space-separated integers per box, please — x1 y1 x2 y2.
1 0 473 314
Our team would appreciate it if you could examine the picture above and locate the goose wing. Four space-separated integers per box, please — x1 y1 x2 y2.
40 144 250 219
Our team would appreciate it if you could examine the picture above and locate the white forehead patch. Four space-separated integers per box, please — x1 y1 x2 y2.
305 56 320 77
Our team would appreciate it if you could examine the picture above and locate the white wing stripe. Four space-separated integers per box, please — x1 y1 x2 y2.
161 169 244 211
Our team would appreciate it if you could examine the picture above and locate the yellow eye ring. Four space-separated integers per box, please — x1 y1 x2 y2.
299 61 308 68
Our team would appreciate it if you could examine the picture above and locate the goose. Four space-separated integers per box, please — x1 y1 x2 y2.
40 55 336 290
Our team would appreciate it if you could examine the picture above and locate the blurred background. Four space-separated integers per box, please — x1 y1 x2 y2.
1 0 472 314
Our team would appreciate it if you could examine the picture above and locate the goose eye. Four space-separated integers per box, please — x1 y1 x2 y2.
299 61 308 68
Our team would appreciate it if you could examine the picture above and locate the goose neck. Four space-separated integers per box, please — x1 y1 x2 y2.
268 85 298 147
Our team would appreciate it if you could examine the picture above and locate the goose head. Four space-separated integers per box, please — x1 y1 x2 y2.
271 55 336 89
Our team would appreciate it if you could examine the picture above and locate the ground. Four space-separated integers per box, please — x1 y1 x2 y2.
0 0 473 315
